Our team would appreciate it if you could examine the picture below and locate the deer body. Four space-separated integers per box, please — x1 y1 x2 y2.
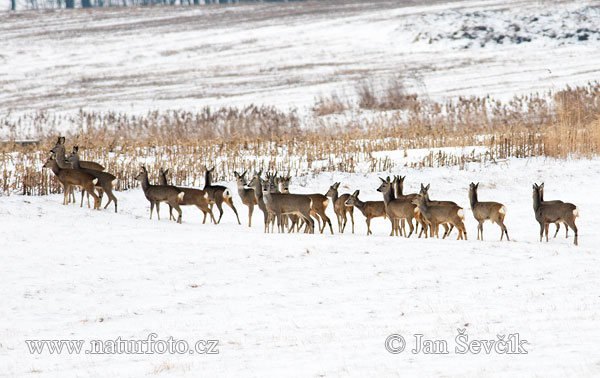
377 178 417 237
345 190 386 235
278 175 333 234
204 168 240 225
234 171 258 227
532 183 578 245
67 150 118 213
469 182 509 241
412 195 467 240
326 182 354 234
159 169 216 224
43 156 99 209
135 167 184 223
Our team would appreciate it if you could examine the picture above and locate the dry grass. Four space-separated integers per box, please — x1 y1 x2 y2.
1 83 599 196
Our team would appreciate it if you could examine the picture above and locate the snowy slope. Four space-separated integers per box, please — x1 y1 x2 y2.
1 156 599 377
1 0 599 118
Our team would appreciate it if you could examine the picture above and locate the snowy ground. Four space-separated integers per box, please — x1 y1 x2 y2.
1 0 599 118
2 156 599 377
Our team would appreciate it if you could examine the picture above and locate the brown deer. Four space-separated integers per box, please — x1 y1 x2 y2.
159 168 216 224
325 182 354 233
234 170 258 227
412 194 467 240
203 167 240 225
344 190 386 235
43 153 100 209
538 183 569 238
468 182 509 241
419 183 456 238
377 177 418 237
66 147 119 213
251 173 314 234
51 137 105 171
532 183 578 245
135 166 184 224
247 171 275 233
278 175 333 234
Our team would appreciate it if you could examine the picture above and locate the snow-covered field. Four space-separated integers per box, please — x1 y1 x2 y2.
1 0 599 117
2 157 599 377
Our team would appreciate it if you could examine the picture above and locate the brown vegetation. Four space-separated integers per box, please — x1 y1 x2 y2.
1 83 599 196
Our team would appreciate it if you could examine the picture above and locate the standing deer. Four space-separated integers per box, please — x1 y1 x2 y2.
532 183 578 245
344 190 386 235
51 137 105 171
537 184 569 238
247 171 275 233
234 171 258 227
203 167 240 225
43 153 100 209
159 168 216 224
412 194 467 240
278 175 333 234
66 147 119 213
468 182 509 241
325 182 354 233
251 173 314 234
419 183 457 238
377 177 418 237
135 166 184 224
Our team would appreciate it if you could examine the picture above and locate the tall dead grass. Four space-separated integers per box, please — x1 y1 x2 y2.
1 83 599 196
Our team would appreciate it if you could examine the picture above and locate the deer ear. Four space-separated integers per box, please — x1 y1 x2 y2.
354 190 360 196
165 169 169 175
242 170 247 177
60 136 65 144
540 183 544 189
425 184 430 190
73 146 79 152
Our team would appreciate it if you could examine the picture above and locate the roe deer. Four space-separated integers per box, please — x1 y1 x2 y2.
377 177 418 237
203 167 241 225
247 171 275 233
344 190 386 235
159 168 216 224
412 194 467 240
234 170 258 227
419 183 456 238
468 182 509 241
135 166 184 224
537 183 569 238
325 182 354 233
393 175 425 237
43 154 99 209
532 183 578 245
51 137 105 171
278 175 333 234
67 148 119 213
254 174 314 234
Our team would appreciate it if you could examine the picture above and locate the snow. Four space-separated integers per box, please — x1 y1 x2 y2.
1 156 599 377
1 0 599 122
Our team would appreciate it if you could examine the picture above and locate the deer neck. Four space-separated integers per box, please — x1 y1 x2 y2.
49 160 61 176
204 171 212 187
382 187 394 204
469 189 478 208
71 154 82 169
532 189 541 211
141 175 151 191
54 151 70 169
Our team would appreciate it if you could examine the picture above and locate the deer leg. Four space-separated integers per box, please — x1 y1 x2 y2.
247 204 254 227
150 201 154 219
565 218 578 246
563 221 569 238
173 203 182 224
478 222 484 241
349 208 354 234
224 197 241 225
544 223 549 242
168 205 174 221
539 222 544 242
406 217 415 238
202 211 208 224
215 200 224 224
156 202 161 220
553 223 560 238
366 218 371 235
